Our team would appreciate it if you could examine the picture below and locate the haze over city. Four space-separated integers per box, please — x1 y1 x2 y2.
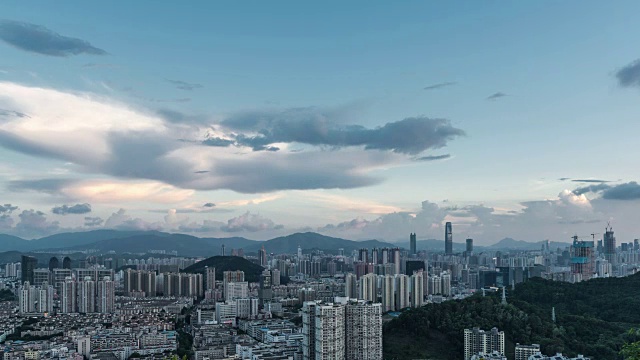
2 1 640 243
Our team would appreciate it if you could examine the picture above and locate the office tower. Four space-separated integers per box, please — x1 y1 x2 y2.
62 256 72 269
259 270 272 307
394 274 410 310
359 248 369 263
97 276 115 313
464 327 505 360
48 257 59 271
441 272 452 296
205 266 216 291
405 260 425 276
271 269 281 286
21 255 37 284
391 248 401 275
345 300 383 360
302 301 320 360
358 273 377 302
344 273 357 299
78 276 96 313
570 236 595 281
604 225 616 264
445 222 453 254
61 277 77 313
515 344 541 360
410 271 424 307
314 303 346 360
259 245 267 267
380 275 395 312
466 238 474 254
410 233 417 255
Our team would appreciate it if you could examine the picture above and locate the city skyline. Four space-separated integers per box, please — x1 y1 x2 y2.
2 2 640 243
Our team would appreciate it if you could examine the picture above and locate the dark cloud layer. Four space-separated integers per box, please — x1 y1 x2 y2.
616 59 640 88
0 20 107 57
0 204 17 214
218 113 465 155
84 216 103 227
416 154 451 161
52 203 91 215
574 181 640 200
423 82 456 90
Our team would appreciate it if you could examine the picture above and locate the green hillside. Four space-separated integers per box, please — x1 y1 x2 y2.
181 256 264 282
383 273 640 360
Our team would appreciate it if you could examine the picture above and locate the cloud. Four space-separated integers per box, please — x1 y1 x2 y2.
486 92 507 100
0 215 13 229
104 208 162 231
423 82 457 90
559 177 571 181
0 204 17 214
165 79 203 91
571 179 611 183
0 20 107 57
84 216 103 227
15 209 60 238
0 109 29 118
203 202 215 207
615 59 640 88
573 181 640 200
52 203 92 215
220 212 283 232
218 110 465 154
415 154 451 161
0 82 463 194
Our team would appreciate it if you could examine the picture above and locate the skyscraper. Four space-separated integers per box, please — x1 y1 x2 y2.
358 273 377 302
604 225 616 264
61 277 76 313
410 271 424 308
21 255 37 284
391 248 401 275
78 276 95 313
466 238 473 254
344 273 357 299
205 266 216 291
302 301 320 360
259 269 272 307
48 257 60 271
445 222 453 254
394 274 410 310
410 233 417 255
570 235 595 281
97 276 115 313
259 245 267 267
380 274 395 312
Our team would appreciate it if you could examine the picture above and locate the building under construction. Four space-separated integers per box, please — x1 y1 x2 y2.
570 235 595 282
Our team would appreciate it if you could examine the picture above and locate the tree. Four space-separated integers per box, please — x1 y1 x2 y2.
622 329 640 360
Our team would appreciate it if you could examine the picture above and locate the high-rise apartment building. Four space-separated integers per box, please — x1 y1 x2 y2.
302 301 320 360
123 269 156 296
410 270 424 308
78 276 96 313
344 273 357 299
259 245 268 267
441 272 452 296
380 275 395 312
314 303 346 360
395 274 410 310
464 327 505 360
445 222 453 255
345 300 383 360
97 276 115 313
391 248 401 275
61 277 77 313
205 266 216 291
570 236 595 281
225 281 248 302
19 281 53 314
410 233 417 255
515 343 541 360
358 273 377 303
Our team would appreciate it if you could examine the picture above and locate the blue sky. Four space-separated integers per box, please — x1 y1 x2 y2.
1 1 640 243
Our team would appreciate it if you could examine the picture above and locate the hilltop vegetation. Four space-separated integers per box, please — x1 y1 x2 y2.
181 256 264 282
383 273 640 360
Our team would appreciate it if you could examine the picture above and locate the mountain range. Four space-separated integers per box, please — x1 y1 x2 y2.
0 230 570 259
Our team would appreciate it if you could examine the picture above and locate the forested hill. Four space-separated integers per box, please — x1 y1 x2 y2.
383 273 640 360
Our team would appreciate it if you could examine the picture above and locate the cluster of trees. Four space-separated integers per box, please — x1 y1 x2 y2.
383 273 640 360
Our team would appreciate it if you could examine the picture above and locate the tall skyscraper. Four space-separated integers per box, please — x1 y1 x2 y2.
302 301 320 360
466 238 474 254
358 248 369 263
314 303 346 360
259 245 267 267
410 233 417 255
62 256 72 269
205 266 216 291
604 225 616 264
358 273 377 303
48 257 60 271
345 301 383 360
464 327 505 360
570 235 595 281
259 269 272 307
391 248 401 275
344 273 357 299
380 274 395 312
61 277 76 313
445 222 453 255
21 255 37 284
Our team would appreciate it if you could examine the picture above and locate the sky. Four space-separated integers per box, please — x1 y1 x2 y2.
1 1 640 244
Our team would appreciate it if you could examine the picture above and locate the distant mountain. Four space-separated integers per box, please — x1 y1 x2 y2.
395 239 468 252
0 234 30 252
32 230 154 250
247 232 394 254
182 256 264 282
487 237 570 250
